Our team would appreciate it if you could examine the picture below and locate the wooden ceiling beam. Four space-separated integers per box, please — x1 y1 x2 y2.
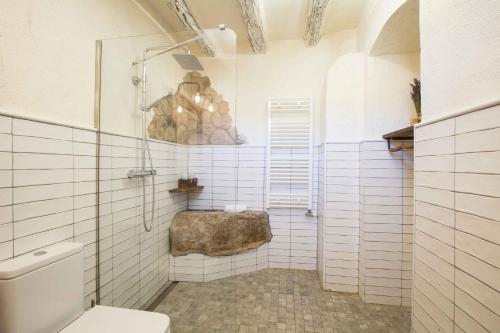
303 0 330 46
165 0 215 56
237 0 267 53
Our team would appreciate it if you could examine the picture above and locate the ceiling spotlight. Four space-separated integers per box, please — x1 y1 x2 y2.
177 106 182 113
194 93 201 104
208 104 214 112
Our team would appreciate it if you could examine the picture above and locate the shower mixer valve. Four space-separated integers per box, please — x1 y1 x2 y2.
127 169 157 178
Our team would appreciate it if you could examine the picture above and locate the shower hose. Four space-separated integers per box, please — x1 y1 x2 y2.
142 139 155 232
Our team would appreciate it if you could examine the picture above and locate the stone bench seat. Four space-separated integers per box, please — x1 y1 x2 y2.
169 210 272 257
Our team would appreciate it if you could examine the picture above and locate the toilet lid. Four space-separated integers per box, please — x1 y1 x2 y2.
60 305 170 333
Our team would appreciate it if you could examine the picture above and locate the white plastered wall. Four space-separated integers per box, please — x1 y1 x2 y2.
0 0 165 130
420 0 500 121
323 0 420 143
324 52 364 142
363 52 420 140
236 29 357 146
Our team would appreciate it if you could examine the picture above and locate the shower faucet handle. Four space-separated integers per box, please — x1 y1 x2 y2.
127 169 157 178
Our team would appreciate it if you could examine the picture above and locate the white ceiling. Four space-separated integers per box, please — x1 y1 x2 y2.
137 0 366 52
262 0 309 41
322 0 365 35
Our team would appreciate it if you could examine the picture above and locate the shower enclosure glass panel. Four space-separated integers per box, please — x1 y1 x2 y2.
96 29 238 326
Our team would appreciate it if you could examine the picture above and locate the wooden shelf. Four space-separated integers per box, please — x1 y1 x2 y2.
382 126 414 151
382 126 414 140
169 186 204 193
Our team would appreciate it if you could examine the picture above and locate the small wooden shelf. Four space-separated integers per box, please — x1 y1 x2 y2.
382 126 414 151
169 186 204 193
383 126 414 140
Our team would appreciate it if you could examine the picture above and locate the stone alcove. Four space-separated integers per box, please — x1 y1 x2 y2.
147 71 245 145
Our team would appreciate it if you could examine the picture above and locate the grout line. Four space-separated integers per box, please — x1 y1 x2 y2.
11 119 14 259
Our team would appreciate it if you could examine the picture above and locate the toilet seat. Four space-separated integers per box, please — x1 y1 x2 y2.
60 305 170 333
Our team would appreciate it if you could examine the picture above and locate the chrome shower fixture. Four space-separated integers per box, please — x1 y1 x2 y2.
172 53 204 71
131 35 202 66
129 35 205 233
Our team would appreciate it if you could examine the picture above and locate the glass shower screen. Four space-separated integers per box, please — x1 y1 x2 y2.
95 28 239 331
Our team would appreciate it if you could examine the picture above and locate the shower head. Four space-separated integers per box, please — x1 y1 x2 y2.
172 53 204 71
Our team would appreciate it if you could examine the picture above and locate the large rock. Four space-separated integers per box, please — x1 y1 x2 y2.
170 210 272 257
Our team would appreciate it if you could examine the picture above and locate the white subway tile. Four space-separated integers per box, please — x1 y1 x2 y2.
0 170 12 188
73 129 97 143
0 152 12 169
416 216 454 245
456 192 499 221
415 186 454 209
0 241 13 261
414 259 454 300
74 142 96 156
415 155 454 172
13 196 73 221
14 224 73 256
455 287 500 333
456 212 500 245
416 118 454 142
13 210 73 238
456 127 500 153
13 153 73 169
415 136 454 156
456 249 500 292
455 231 500 268
13 119 72 140
0 206 12 225
13 136 72 155
456 173 500 197
0 116 12 134
13 169 73 187
415 171 453 190
0 223 13 243
13 183 73 204
0 188 12 206
456 151 500 174
455 105 500 134
455 269 500 315
0 134 12 152
454 305 489 333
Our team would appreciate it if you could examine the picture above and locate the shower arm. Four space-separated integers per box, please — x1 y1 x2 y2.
132 35 202 66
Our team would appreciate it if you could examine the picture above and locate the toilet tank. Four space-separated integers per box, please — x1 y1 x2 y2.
0 243 85 333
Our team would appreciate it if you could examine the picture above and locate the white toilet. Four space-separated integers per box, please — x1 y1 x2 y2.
0 242 171 333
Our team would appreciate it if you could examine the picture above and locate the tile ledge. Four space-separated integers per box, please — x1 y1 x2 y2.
0 109 97 132
416 99 500 128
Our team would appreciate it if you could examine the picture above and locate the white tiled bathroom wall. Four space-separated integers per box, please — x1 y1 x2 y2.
316 140 414 306
319 143 361 293
0 115 99 307
0 114 188 310
412 105 500 333
169 145 320 282
359 140 413 306
97 133 187 309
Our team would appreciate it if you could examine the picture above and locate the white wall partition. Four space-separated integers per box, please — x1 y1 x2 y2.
359 140 413 306
413 104 500 333
316 140 414 305
318 142 360 293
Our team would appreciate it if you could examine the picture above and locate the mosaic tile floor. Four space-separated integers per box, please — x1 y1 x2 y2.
154 269 411 333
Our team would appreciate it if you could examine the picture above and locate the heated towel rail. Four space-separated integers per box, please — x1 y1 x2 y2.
266 98 313 210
